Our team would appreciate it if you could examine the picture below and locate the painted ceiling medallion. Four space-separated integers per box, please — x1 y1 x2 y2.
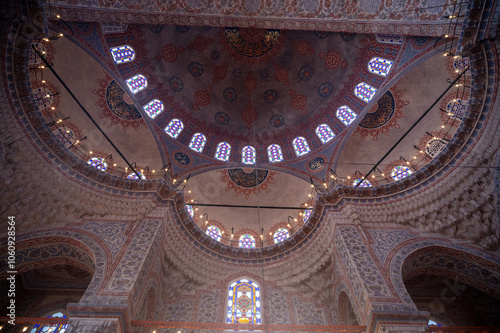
218 168 278 199
224 27 280 58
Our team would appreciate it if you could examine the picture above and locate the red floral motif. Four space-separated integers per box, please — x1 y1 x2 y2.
289 89 308 114
193 88 211 110
160 44 185 63
244 72 257 97
241 102 258 129
189 37 214 51
274 64 289 86
318 50 347 70
292 41 315 55
212 63 228 84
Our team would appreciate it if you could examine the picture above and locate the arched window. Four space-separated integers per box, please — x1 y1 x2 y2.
53 127 76 146
186 204 194 218
391 166 412 181
292 137 311 157
315 124 335 143
189 133 207 153
355 82 377 103
368 57 393 77
143 99 164 119
164 119 184 138
303 209 312 222
336 106 357 126
446 99 467 120
227 279 262 325
126 74 147 94
32 86 54 110
353 179 372 187
242 146 256 164
375 34 403 45
206 225 222 241
273 228 289 243
425 138 447 158
453 56 470 74
239 234 256 248
29 312 67 333
110 45 135 64
87 157 107 171
267 144 284 163
215 142 231 161
127 172 146 180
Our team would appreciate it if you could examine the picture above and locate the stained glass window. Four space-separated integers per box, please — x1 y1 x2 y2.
315 124 335 143
32 87 53 110
102 22 129 34
355 82 377 103
126 74 147 94
186 204 194 218
127 172 146 180
391 166 412 181
227 279 262 325
87 157 107 171
375 34 403 45
242 146 256 164
273 228 289 244
353 179 372 187
446 99 467 120
303 209 312 222
164 119 184 139
29 312 67 333
29 42 47 66
368 57 393 77
215 142 231 161
143 99 164 119
53 127 76 146
267 144 284 163
453 56 470 73
336 106 357 126
239 234 256 248
110 45 135 64
206 225 222 241
292 137 311 157
425 139 447 158
189 133 207 153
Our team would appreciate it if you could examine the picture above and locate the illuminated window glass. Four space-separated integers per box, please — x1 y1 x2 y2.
355 82 377 103
239 234 256 248
30 312 67 333
267 144 284 163
215 142 231 161
375 34 403 45
453 56 470 73
227 279 262 325
368 57 393 77
110 45 135 64
206 225 222 241
315 124 335 143
303 209 312 222
189 133 207 153
391 166 412 181
336 106 357 126
87 157 107 171
143 99 164 119
428 319 442 327
353 179 372 187
273 228 289 244
126 74 147 94
242 146 256 164
446 99 467 120
127 172 146 180
186 204 194 218
292 137 310 157
164 119 184 139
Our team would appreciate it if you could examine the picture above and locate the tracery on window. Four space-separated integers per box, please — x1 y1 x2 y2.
303 209 312 222
353 179 372 187
227 279 262 325
375 34 403 44
368 57 393 77
267 144 284 163
186 204 194 218
87 157 107 171
453 56 470 74
446 99 467 120
110 45 135 64
242 146 256 164
127 172 146 180
29 312 67 333
239 234 256 248
425 139 447 158
206 225 222 241
336 106 357 126
391 166 412 181
315 124 335 143
292 137 311 157
273 228 289 243
164 119 184 138
189 133 207 153
355 82 377 103
143 99 164 119
125 74 147 94
215 142 231 161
